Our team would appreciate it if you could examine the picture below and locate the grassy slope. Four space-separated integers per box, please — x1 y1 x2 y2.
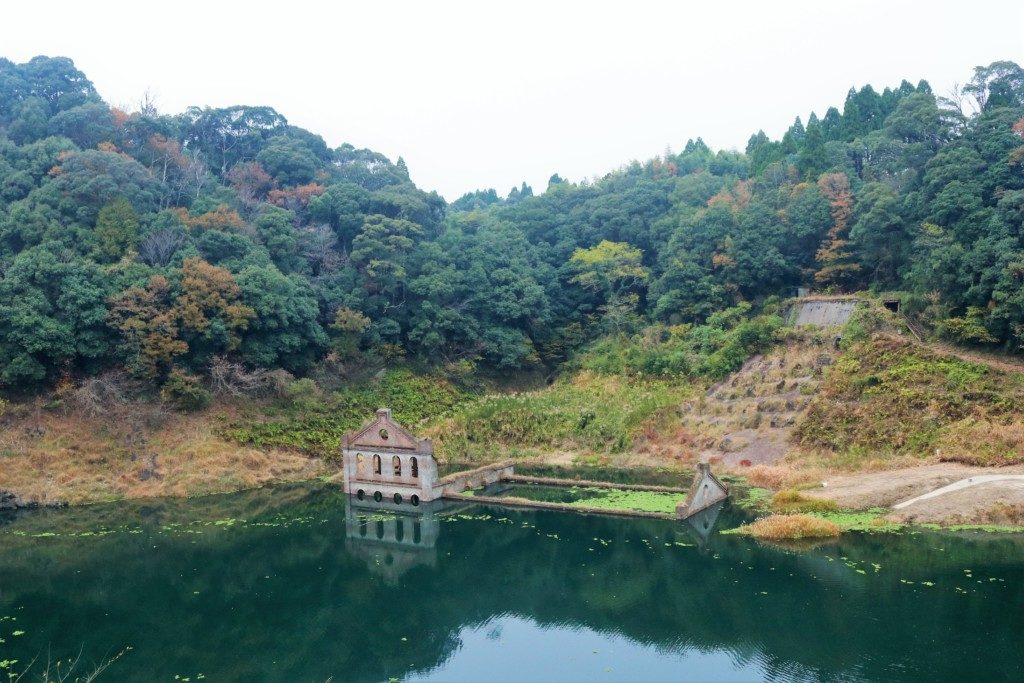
795 335 1024 466
426 372 694 464
0 405 321 505
223 368 472 459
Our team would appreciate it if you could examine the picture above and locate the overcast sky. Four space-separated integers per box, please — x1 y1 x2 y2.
2 1 1022 200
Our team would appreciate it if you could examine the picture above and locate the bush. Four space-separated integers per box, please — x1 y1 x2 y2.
738 514 841 540
937 308 998 345
575 306 782 381
433 372 690 461
160 370 212 412
770 489 838 514
223 368 471 458
283 377 320 400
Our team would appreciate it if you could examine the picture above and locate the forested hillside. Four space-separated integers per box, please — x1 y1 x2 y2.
1 56 1022 397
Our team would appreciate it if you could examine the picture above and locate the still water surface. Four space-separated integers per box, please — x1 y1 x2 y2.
0 483 1021 682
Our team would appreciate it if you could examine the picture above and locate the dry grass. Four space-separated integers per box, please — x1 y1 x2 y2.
738 463 826 490
770 489 838 513
738 514 842 540
0 402 323 505
936 418 1024 466
795 336 1024 465
980 502 1024 526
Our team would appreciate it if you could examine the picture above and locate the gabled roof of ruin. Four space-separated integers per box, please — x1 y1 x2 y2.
342 408 433 454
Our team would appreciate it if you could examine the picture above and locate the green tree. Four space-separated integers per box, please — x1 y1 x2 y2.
94 198 139 262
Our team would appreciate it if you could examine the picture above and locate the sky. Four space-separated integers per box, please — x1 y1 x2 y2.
2 0 1022 200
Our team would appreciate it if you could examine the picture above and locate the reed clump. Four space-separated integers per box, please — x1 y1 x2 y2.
738 514 841 540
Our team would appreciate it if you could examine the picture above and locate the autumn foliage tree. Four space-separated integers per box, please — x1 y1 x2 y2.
108 275 188 379
813 172 860 290
107 259 253 379
175 257 254 354
227 160 274 207
1011 117 1024 166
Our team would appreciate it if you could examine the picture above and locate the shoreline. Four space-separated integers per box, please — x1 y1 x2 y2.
4 459 1024 535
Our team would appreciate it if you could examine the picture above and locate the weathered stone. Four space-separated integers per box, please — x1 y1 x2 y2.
719 436 750 452
0 490 22 510
677 463 729 519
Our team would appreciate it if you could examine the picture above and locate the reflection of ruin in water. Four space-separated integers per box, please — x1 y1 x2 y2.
683 499 725 548
344 497 473 584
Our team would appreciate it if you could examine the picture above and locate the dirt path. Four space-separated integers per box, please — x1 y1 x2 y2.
894 474 1024 509
802 463 1024 524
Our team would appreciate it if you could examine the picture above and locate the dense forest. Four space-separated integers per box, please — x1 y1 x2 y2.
0 56 1022 396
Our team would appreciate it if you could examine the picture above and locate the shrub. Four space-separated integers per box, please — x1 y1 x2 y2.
223 368 471 458
738 514 841 540
283 377 320 400
575 306 782 381
937 307 998 345
160 370 212 412
432 372 690 461
770 489 838 514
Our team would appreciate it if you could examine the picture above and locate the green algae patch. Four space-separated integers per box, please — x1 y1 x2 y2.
737 486 772 511
480 484 683 515
810 509 905 533
563 488 682 515
919 522 1024 533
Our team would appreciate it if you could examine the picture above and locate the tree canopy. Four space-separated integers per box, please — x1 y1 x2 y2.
1 55 1023 394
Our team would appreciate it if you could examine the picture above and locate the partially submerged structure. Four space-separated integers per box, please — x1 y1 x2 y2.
341 408 514 506
342 409 724 525
677 463 729 519
341 408 440 504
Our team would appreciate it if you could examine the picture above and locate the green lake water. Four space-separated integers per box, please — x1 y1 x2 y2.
0 483 1021 682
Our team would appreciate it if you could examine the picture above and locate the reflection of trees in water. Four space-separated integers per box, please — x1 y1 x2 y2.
0 485 1021 681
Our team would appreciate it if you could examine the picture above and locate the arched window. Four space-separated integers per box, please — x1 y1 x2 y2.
376 520 384 539
413 521 422 544
411 457 419 478
395 519 404 542
393 455 402 477
372 454 381 475
356 453 365 476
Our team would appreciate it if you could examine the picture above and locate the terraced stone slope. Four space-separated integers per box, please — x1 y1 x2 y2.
681 336 838 466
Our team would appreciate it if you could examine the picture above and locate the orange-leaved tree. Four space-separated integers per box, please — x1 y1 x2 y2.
813 172 860 290
174 257 255 352
108 275 188 379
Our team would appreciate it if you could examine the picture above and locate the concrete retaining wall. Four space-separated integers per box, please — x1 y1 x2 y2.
791 299 859 328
